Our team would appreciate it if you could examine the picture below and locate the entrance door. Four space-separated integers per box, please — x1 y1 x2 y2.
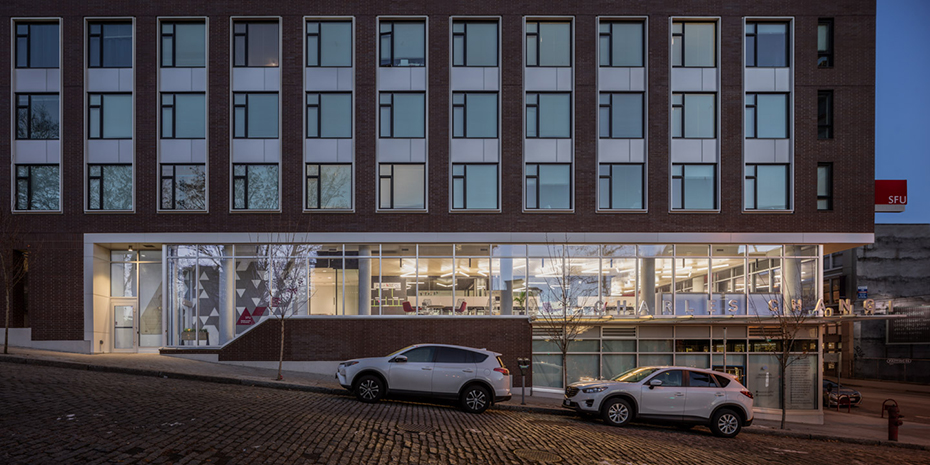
113 302 137 351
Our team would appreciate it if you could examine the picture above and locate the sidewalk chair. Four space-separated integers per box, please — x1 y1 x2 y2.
454 300 467 314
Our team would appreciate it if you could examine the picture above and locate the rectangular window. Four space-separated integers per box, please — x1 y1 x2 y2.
672 164 716 210
818 19 834 68
379 92 425 138
233 21 279 67
526 21 571 67
745 93 788 139
525 164 571 210
818 90 833 139
306 164 352 209
88 93 132 139
16 94 59 140
161 93 205 139
672 22 715 67
452 92 498 138
306 21 352 67
452 164 498 210
306 93 352 138
15 164 59 211
88 164 132 210
380 21 425 67
379 164 425 209
599 21 644 67
233 93 278 138
232 164 279 210
598 164 643 209
88 22 132 68
161 21 205 68
744 164 789 210
15 22 59 68
672 93 715 138
160 164 206 210
526 93 571 138
452 20 498 67
817 163 833 210
745 22 789 67
599 93 643 138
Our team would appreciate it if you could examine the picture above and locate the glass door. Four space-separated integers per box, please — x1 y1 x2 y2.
113 302 137 351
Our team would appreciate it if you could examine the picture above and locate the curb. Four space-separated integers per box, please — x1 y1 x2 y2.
0 355 346 397
2 355 928 451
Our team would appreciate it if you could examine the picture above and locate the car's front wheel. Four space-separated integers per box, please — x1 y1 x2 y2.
460 385 490 414
601 398 633 427
710 409 742 438
354 375 384 403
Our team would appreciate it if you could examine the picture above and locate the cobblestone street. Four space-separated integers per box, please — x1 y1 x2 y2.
2 363 927 465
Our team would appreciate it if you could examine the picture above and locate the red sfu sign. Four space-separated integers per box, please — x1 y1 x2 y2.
875 180 907 212
236 306 266 326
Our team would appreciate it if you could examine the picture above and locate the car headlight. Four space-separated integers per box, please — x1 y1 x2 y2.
582 386 608 394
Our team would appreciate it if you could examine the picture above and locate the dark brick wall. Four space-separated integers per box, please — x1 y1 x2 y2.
0 1 876 341
211 316 533 382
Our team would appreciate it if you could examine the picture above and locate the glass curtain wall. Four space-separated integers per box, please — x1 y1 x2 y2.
166 243 821 334
532 324 820 408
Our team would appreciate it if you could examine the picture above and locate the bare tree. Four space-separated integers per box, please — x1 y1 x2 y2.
530 235 599 389
246 223 316 381
1 211 34 354
748 255 818 429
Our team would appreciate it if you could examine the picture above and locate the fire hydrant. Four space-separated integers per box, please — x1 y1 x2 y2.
885 403 904 441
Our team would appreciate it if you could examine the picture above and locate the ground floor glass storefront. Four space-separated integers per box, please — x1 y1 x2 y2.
162 243 820 346
532 324 820 410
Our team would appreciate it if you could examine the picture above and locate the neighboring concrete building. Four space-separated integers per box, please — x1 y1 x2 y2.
822 224 930 383
1 1 878 422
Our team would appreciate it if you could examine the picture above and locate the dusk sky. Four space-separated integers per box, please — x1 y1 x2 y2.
875 0 930 224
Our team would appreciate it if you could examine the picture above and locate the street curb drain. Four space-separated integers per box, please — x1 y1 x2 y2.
397 424 434 433
513 449 562 462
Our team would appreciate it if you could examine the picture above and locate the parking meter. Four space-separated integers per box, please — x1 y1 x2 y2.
517 357 531 404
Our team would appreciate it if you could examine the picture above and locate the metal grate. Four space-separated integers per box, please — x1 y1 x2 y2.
602 326 636 338
749 326 782 338
513 449 563 462
533 327 563 338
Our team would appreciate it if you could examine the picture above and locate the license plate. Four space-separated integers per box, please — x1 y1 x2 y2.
563 399 571 406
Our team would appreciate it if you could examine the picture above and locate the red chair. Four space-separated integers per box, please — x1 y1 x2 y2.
402 301 418 315
454 300 467 314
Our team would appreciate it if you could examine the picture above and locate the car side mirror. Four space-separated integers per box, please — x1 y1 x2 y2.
392 355 407 363
649 379 663 389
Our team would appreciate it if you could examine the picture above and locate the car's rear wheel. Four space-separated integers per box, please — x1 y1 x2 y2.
354 375 384 403
460 385 490 414
710 409 742 438
601 398 632 427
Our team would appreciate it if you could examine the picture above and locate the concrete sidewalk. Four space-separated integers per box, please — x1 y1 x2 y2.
2 347 928 451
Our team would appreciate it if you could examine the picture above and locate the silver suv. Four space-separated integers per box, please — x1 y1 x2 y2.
336 344 512 413
563 366 754 438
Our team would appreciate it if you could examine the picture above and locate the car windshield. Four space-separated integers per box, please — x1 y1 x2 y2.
386 345 417 357
611 367 660 383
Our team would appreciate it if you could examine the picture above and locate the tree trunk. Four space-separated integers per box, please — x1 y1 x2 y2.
4 290 9 355
561 351 567 390
277 316 285 381
780 348 789 429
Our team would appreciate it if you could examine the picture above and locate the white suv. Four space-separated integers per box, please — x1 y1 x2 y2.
563 366 754 438
336 344 512 413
